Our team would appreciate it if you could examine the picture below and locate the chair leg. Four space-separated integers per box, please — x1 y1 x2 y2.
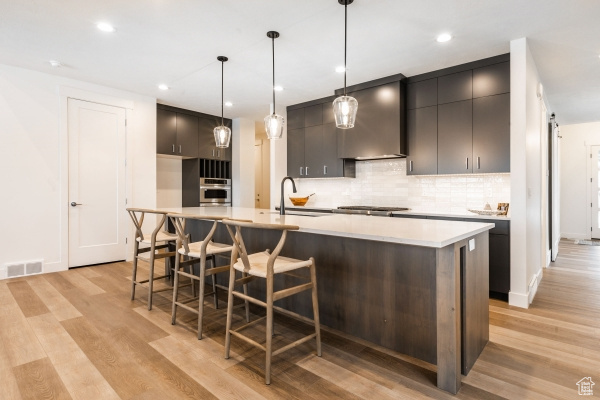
309 258 322 357
242 271 250 323
211 255 218 309
171 253 181 325
197 256 207 340
224 268 237 359
130 241 139 300
265 275 274 385
147 245 156 311
188 255 197 298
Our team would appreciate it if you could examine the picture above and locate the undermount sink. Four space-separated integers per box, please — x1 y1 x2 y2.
264 211 329 218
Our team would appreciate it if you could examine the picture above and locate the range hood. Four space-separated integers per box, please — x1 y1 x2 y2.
335 74 407 160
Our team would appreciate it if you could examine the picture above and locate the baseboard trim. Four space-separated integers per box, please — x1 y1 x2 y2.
508 291 529 308
528 269 542 304
561 232 589 240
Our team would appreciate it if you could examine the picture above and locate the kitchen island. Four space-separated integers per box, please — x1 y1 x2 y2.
160 206 493 394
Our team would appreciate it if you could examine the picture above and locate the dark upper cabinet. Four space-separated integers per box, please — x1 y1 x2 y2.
322 103 335 124
473 93 510 173
407 106 438 175
407 78 437 109
287 128 305 178
304 125 324 178
304 104 323 128
157 109 177 155
437 100 473 174
287 108 305 130
338 81 403 158
473 62 510 98
175 112 199 158
437 70 472 104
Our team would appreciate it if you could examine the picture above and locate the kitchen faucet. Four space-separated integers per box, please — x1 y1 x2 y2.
280 176 297 215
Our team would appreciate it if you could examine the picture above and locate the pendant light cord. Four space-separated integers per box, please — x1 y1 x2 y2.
344 2 347 96
272 36 276 115
221 60 224 126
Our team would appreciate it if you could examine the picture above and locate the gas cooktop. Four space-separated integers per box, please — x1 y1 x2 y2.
333 206 411 216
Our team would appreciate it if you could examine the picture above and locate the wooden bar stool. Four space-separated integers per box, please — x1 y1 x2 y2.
221 219 322 385
127 208 178 310
168 213 249 340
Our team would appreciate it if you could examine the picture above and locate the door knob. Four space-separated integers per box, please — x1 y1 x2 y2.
70 202 82 207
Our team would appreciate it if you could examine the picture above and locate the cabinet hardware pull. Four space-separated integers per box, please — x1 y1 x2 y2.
477 156 481 169
466 157 469 170
172 144 175 153
179 145 182 154
212 149 215 157
300 167 303 176
306 166 309 176
217 150 220 158
409 160 413 172
324 165 327 175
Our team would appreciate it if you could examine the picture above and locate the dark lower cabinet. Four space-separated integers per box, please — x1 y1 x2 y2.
287 128 305 178
437 100 473 174
393 214 510 297
473 93 510 173
407 106 438 175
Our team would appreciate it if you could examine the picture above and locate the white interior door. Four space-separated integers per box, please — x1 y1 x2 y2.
592 145 600 239
68 99 127 267
255 140 263 208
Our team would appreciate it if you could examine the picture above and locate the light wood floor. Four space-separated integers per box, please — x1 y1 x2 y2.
1 239 598 399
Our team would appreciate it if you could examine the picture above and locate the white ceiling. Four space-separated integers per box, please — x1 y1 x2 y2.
2 0 599 125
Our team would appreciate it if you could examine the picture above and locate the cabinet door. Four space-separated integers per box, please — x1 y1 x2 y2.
407 106 438 175
489 234 510 294
407 78 437 110
198 117 217 159
156 109 177 155
287 128 305 178
322 103 335 125
438 70 472 104
176 113 199 158
322 122 342 177
473 62 510 98
287 108 305 130
338 81 401 158
304 104 323 128
304 125 324 178
473 93 510 173
437 100 473 174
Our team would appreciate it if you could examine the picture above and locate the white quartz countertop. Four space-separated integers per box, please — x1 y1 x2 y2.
157 207 494 249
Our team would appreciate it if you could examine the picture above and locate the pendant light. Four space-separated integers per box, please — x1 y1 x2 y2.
214 56 231 148
264 31 284 139
333 0 358 129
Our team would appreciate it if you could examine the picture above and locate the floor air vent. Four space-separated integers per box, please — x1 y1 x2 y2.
3 260 43 279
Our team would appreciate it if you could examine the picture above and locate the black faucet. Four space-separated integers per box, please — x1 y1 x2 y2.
280 176 297 215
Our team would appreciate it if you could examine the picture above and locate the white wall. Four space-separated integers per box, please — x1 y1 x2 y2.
294 159 510 211
232 118 255 207
509 38 549 308
255 122 271 209
269 108 288 209
560 121 600 239
0 63 157 278
157 158 182 208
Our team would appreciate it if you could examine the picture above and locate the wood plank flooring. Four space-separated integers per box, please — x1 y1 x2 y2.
0 239 598 399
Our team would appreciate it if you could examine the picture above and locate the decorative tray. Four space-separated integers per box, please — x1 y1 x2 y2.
467 209 503 216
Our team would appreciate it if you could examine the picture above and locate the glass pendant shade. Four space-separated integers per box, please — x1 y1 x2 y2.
333 95 358 129
264 113 284 139
213 125 231 148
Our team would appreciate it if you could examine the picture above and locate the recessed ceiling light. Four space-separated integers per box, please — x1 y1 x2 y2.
97 22 115 33
225 101 233 107
158 84 169 90
335 66 346 73
49 60 62 68
436 33 452 43
274 86 283 91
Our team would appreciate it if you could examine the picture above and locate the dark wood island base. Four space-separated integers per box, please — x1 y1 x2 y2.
186 220 489 394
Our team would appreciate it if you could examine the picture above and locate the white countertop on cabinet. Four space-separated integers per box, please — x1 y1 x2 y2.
158 207 494 249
